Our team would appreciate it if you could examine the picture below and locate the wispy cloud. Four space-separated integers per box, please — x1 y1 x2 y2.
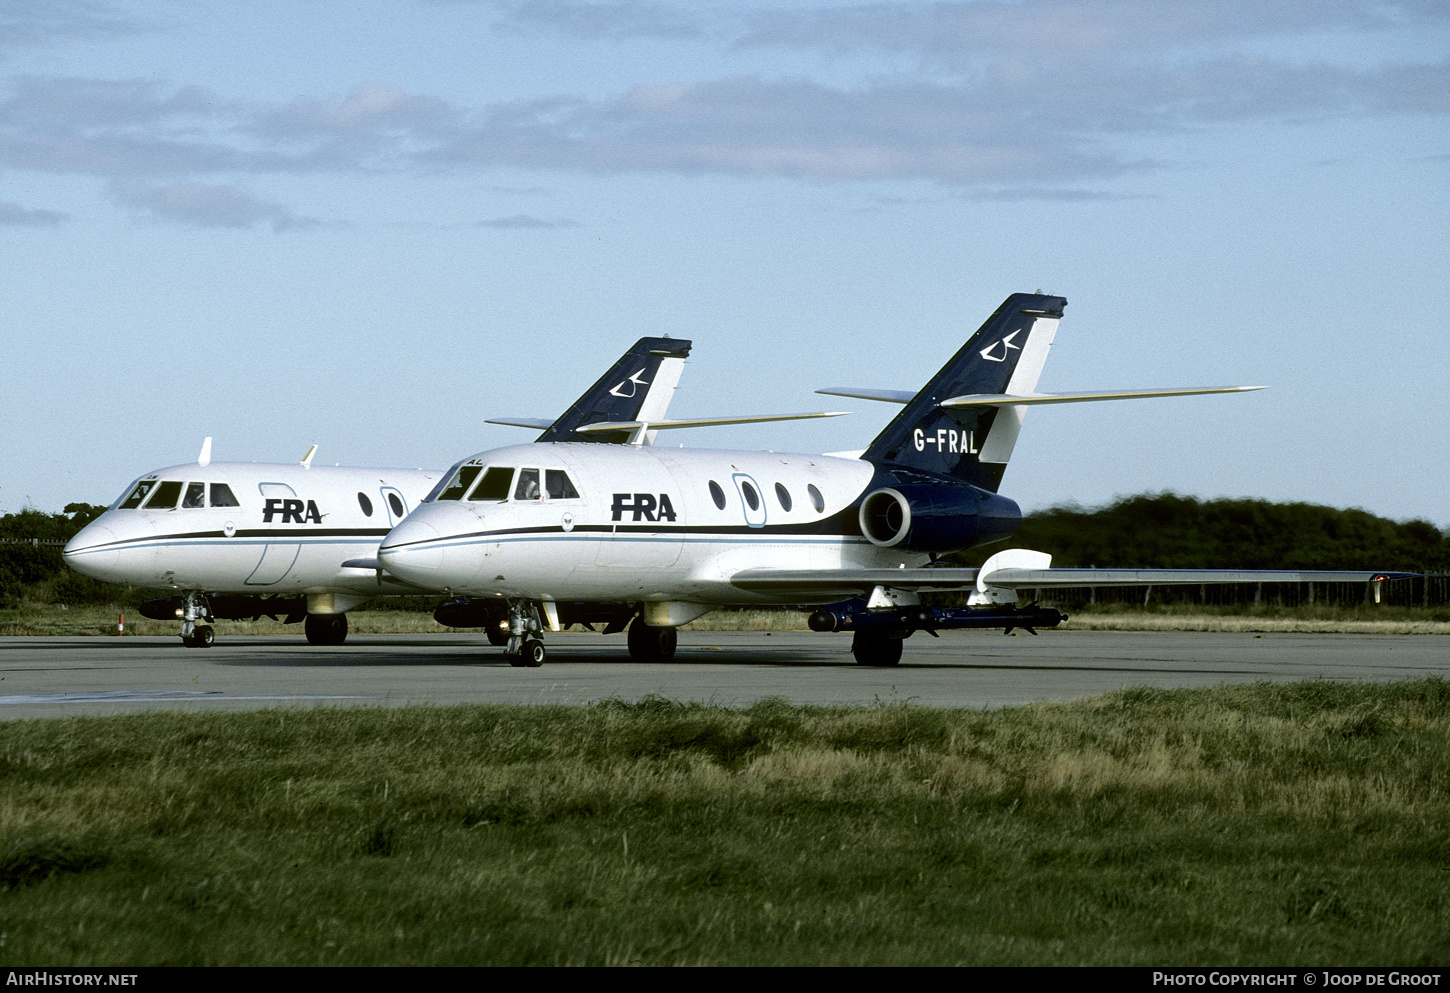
475 213 579 228
0 199 66 225
107 181 321 232
0 0 155 50
488 0 708 40
734 0 1438 63
475 211 577 227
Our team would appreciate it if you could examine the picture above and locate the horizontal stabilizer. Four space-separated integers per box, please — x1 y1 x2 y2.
486 417 555 430
575 411 848 438
815 387 915 404
939 386 1264 409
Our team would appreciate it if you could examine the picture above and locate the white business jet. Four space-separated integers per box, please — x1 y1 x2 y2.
377 292 1408 666
63 336 705 647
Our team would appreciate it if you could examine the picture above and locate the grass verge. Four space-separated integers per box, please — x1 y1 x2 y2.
2 681 1449 965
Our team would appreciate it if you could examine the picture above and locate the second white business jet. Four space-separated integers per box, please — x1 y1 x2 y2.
378 292 1408 667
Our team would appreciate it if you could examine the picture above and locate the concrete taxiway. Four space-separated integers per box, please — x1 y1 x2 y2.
0 629 1444 720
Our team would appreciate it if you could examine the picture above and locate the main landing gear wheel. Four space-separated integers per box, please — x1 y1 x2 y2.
627 617 678 661
305 613 348 646
509 639 546 667
852 630 903 667
182 625 215 648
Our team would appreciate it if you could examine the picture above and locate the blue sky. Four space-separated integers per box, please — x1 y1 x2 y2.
2 0 1446 525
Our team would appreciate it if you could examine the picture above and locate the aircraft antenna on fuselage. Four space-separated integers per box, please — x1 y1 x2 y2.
197 437 212 467
300 444 318 468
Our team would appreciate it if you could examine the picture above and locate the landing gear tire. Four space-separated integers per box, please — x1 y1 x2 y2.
852 630 903 667
192 625 215 648
523 638 546 667
628 617 677 661
305 613 348 646
486 624 509 647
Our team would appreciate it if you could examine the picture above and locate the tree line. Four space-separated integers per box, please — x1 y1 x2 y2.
0 504 111 607
963 493 1450 573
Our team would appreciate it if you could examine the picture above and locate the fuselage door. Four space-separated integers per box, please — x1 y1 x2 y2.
380 487 409 527
732 473 767 529
246 482 301 586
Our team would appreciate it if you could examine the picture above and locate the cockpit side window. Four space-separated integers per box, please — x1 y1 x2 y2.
119 480 156 509
468 467 514 502
142 480 183 510
437 465 481 501
545 469 579 499
514 468 542 501
210 483 240 508
183 482 206 508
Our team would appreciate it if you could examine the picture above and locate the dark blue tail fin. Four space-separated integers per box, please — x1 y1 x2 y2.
536 337 692 444
862 293 1065 491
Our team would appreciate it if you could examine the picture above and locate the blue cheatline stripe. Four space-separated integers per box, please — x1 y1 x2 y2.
417 532 871 553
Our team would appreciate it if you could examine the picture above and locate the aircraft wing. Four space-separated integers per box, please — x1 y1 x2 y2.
730 566 1414 598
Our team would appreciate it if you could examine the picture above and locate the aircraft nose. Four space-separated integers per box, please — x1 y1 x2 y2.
62 524 120 579
378 519 444 587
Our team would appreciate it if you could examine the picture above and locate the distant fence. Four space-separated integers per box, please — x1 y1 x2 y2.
0 539 67 548
1024 573 1450 609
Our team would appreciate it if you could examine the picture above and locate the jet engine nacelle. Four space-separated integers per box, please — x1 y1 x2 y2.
858 483 1021 554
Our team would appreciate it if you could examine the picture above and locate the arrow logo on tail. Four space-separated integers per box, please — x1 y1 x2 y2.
609 368 651 398
979 330 1022 363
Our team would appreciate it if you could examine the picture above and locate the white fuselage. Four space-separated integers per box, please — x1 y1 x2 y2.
377 443 916 605
64 462 441 595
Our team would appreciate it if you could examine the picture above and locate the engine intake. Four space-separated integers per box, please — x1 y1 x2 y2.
858 483 1020 553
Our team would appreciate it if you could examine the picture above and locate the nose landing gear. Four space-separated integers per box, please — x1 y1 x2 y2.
179 591 215 648
504 600 546 667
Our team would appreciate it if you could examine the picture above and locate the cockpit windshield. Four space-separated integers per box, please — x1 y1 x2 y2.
142 480 183 510
514 469 541 501
436 465 481 501
183 482 206 508
546 469 579 499
468 467 514 502
118 480 156 509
